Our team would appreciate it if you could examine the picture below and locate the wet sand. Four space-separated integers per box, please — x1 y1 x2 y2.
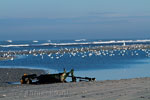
0 68 45 87
0 68 150 100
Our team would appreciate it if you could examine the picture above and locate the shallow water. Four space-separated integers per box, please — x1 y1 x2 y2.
0 39 150 80
75 59 150 80
7 82 21 85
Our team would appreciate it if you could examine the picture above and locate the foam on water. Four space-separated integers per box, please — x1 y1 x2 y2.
0 44 30 47
33 40 39 43
38 39 150 46
75 39 86 42
6 40 13 43
0 39 150 48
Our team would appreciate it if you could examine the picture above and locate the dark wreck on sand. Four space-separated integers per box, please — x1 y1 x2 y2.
20 69 96 84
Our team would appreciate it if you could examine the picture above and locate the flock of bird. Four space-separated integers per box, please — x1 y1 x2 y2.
0 44 150 61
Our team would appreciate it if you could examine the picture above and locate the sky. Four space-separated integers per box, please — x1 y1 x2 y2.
0 0 150 40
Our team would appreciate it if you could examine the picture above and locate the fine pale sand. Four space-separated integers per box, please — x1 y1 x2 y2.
0 68 150 100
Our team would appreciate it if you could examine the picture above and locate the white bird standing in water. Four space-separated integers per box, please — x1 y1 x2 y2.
123 42 126 46
10 57 14 60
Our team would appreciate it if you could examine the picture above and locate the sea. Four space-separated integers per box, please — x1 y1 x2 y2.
0 39 150 81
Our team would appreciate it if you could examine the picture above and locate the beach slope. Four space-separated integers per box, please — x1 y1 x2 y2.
0 68 150 100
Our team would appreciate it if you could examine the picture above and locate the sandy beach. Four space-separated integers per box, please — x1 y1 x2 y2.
1 0 150 99
0 68 150 100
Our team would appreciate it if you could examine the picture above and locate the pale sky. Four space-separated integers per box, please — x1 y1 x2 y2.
0 0 150 40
